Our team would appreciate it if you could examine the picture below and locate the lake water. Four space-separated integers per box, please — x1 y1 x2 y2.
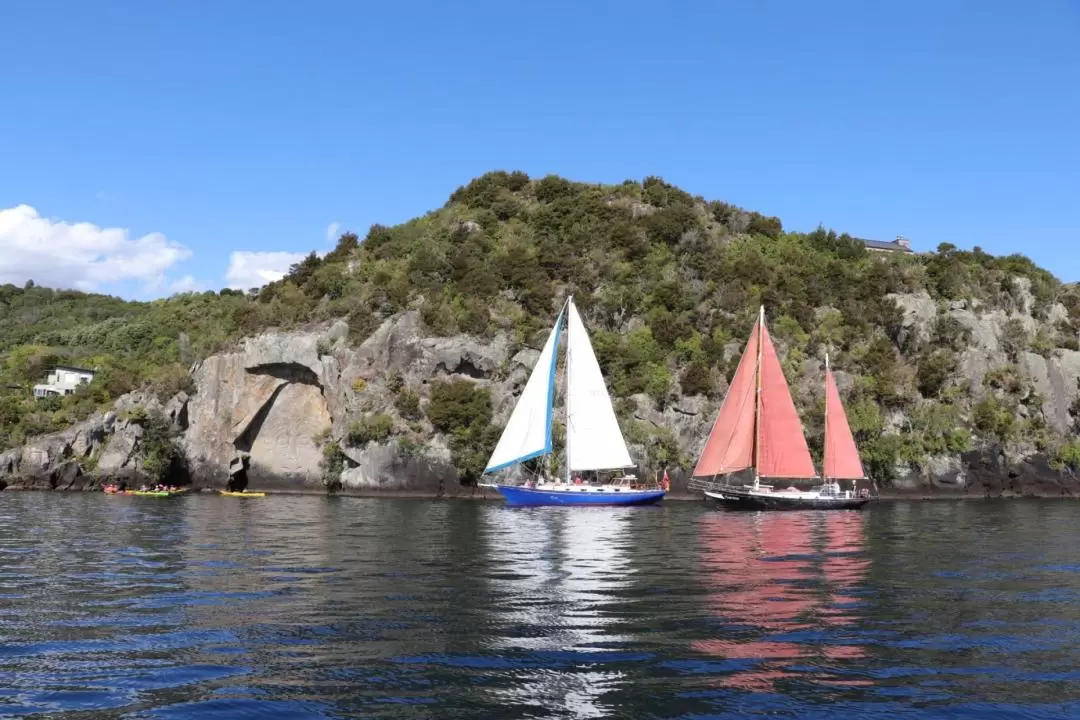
1 495 1080 719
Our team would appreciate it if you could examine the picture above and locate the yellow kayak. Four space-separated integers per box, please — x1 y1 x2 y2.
218 490 267 498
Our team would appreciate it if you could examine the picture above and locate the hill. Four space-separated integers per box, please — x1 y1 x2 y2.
2 171 1080 493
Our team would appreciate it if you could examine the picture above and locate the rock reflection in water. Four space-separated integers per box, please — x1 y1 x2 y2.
694 510 870 691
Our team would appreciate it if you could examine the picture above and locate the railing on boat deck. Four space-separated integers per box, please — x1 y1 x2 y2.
687 477 741 493
489 475 665 491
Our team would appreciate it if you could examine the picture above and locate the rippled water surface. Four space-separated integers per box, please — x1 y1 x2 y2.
2 495 1080 718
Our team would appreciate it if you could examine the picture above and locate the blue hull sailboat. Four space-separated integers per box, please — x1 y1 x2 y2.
480 297 666 507
495 484 666 507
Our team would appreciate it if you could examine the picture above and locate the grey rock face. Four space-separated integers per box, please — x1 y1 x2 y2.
0 407 151 489
4 278 1080 497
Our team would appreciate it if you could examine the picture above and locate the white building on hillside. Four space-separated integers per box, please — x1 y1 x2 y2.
33 366 95 399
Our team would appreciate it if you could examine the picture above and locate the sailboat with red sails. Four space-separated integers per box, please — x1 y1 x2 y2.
688 306 871 510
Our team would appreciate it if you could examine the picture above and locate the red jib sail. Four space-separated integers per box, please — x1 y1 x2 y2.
823 365 865 480
756 322 817 479
692 323 759 477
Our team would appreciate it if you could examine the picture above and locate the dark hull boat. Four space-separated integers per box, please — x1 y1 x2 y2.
703 487 869 511
688 307 873 511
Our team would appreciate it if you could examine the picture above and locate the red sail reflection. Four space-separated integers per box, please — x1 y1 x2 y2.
692 511 871 691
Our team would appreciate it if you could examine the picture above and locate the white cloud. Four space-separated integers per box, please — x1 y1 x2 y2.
168 275 202 294
325 222 340 242
225 251 309 290
0 204 190 292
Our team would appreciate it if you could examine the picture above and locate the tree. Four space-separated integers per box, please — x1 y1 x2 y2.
916 349 956 398
680 360 713 397
286 252 323 287
427 380 496 483
324 232 359 263
131 411 183 483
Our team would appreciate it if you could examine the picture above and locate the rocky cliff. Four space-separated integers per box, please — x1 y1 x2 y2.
1 313 530 496
3 287 1080 498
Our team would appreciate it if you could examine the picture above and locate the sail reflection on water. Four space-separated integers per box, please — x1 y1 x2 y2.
694 511 871 691
479 506 635 717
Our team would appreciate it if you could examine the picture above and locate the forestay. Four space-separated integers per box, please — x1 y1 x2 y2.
484 310 564 473
565 298 634 472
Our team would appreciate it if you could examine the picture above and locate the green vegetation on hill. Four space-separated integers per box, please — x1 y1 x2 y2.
2 171 1079 482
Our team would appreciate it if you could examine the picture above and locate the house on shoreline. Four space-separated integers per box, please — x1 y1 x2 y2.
33 366 95 399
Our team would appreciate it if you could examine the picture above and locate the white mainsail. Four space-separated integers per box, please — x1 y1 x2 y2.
483 309 564 473
565 298 634 473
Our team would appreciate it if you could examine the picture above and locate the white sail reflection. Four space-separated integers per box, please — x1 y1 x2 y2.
480 506 635 717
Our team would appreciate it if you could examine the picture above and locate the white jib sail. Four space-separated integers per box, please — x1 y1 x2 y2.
484 309 564 473
565 298 634 472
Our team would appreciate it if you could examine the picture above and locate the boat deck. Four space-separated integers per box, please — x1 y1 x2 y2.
690 478 871 511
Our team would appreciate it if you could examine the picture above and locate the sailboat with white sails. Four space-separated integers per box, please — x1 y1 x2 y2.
479 297 666 507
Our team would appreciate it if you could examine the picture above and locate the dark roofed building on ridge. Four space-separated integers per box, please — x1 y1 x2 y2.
860 235 913 254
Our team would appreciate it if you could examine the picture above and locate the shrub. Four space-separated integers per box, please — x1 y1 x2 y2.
427 380 491 433
398 436 422 459
1055 440 1080 471
312 427 332 446
320 443 346 493
385 370 405 394
345 413 394 447
395 389 422 420
679 360 713 397
972 395 1015 442
534 175 576 203
131 412 184 483
916 349 956 398
146 363 196 401
427 379 497 483
932 315 972 351
1031 328 1054 358
1000 318 1030 360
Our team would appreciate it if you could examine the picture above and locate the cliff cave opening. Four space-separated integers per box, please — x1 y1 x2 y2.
437 357 488 380
245 363 323 391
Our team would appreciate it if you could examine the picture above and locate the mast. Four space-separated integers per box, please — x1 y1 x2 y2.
823 352 830 482
753 305 764 489
565 296 573 484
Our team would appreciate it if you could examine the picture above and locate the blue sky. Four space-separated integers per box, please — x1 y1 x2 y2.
1 0 1077 298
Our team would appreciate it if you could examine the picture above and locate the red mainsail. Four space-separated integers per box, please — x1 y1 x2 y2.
756 322 817 479
823 365 865 479
692 309 816 479
692 323 759 477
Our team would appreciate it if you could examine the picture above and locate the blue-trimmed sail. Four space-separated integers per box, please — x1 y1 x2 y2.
483 310 563 473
